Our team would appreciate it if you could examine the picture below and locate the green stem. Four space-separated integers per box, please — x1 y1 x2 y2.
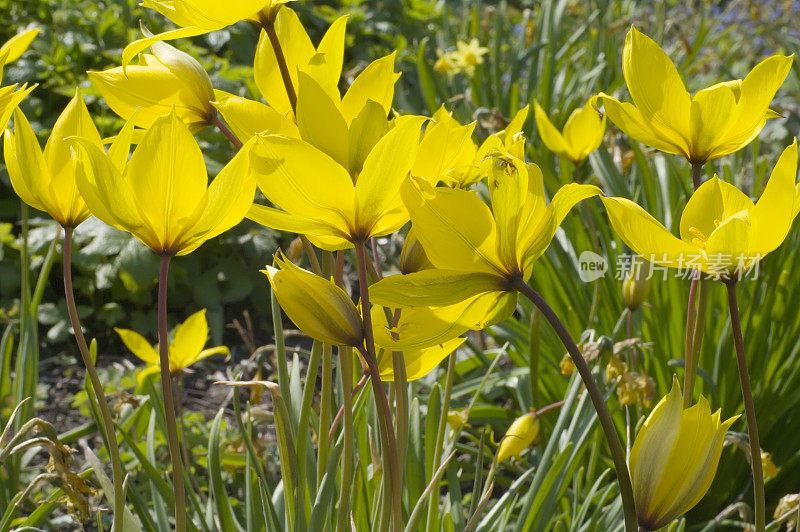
725 281 764 532
335 345 354 532
63 226 126 532
683 272 699 408
684 277 708 408
528 308 541 407
425 350 456 531
355 241 402 532
514 280 638 532
157 254 187 532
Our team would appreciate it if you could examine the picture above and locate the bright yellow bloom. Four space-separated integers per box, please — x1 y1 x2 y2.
455 39 488 67
533 98 606 163
370 153 600 325
211 90 298 144
602 141 799 279
630 379 737 530
600 27 792 163
5 91 101 227
497 412 540 463
90 36 216 131
254 10 347 116
116 309 229 384
72 110 257 256
0 29 38 131
263 252 363 347
247 115 425 250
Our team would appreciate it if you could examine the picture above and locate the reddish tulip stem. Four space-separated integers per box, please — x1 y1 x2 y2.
725 281 765 532
691 161 703 190
262 17 297 114
158 254 187 532
63 226 126 531
211 112 243 150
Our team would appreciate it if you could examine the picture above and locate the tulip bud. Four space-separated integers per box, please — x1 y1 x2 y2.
762 450 778 480
399 228 432 274
630 378 737 530
496 412 540 463
263 251 364 347
622 258 652 311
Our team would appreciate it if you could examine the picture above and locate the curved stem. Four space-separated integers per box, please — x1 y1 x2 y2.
211 112 243 150
158 254 187 532
263 18 297 113
514 280 638 532
725 281 765 532
63 226 126 532
355 241 402 532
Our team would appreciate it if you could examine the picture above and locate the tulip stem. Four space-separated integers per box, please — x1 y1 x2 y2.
336 346 355 532
158 254 187 532
211 111 243 150
514 279 638 532
725 281 765 532
683 273 708 408
263 17 298 114
691 161 703 190
355 241 402 532
63 226 126 532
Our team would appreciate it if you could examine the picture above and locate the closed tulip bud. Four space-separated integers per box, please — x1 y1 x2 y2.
497 412 540 463
622 259 652 311
90 33 215 131
631 379 737 531
399 228 432 274
263 251 364 347
762 450 778 480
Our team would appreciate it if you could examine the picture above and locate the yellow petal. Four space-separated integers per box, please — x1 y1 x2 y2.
599 93 687 157
4 110 52 218
296 69 349 167
487 154 529 271
315 15 348 90
688 83 737 162
602 196 698 269
354 116 424 239
370 270 508 308
121 26 206 69
533 101 569 158
247 204 350 248
497 413 540 463
562 100 605 162
704 215 754 277
751 141 798 254
0 28 39 64
679 176 754 243
378 337 464 381
212 90 298 143
115 327 159 364
347 100 390 176
141 0 269 30
183 346 230 368
623 27 691 148
401 177 503 274
412 110 476 184
169 309 209 370
341 52 399 124
124 110 208 253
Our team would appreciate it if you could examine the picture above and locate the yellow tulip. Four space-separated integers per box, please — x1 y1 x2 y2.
0 29 38 131
116 309 229 384
247 115 425 250
600 26 792 163
90 36 216 130
211 90 298 144
263 251 364 347
602 141 799 279
370 152 600 325
630 379 737 530
412 107 477 185
72 110 256 256
497 412 540 463
254 10 347 116
533 98 605 163
5 91 101 227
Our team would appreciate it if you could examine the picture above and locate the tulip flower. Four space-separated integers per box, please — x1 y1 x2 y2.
263 251 364 347
600 27 792 163
5 91 101 228
412 107 477 185
72 110 257 256
497 412 540 463
533 98 606 163
90 36 216 131
602 141 798 279
247 115 425 250
630 379 737 530
116 309 229 385
0 29 39 130
370 152 600 326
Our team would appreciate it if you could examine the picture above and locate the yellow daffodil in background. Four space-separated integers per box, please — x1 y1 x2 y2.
599 27 792 163
5 91 101 228
72 110 257 256
116 309 229 384
434 39 488 77
630 379 737 531
90 35 216 131
247 116 425 250
602 141 798 279
371 152 600 326
497 412 540 463
533 98 606 163
254 10 347 116
0 29 39 130
263 251 364 347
